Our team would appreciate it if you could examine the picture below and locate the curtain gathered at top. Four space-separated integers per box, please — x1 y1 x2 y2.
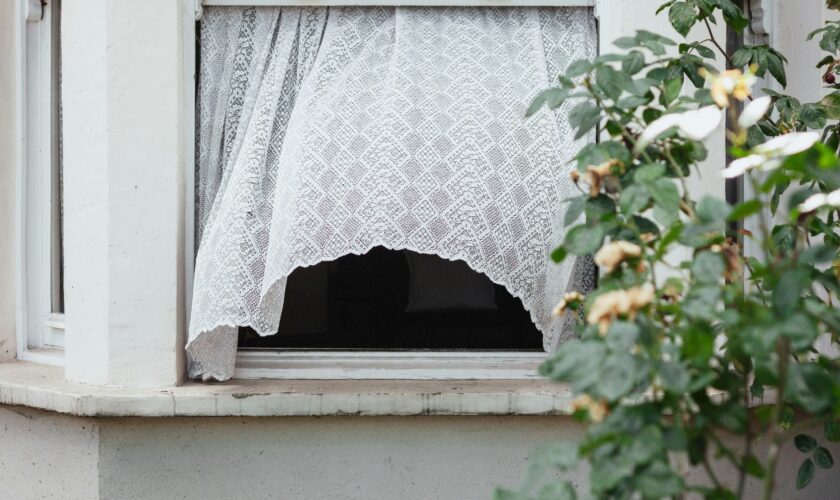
189 5 598 381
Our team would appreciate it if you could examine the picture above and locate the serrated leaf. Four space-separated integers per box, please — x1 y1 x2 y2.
564 225 606 255
800 103 827 129
820 93 840 120
727 199 762 221
623 50 646 75
668 2 698 37
551 245 568 263
692 252 724 285
564 196 587 226
797 459 816 489
814 447 834 469
537 481 576 500
526 88 570 117
620 184 651 216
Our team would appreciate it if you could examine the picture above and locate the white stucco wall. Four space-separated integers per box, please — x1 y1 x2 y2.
0 407 99 499
0 0 19 362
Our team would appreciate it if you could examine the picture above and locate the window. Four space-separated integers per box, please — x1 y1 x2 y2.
16 0 64 364
188 1 598 381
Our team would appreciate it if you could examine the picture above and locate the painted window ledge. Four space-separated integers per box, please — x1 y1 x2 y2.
0 361 575 417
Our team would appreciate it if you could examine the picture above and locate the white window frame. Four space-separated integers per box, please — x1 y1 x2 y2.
187 0 611 380
14 0 64 366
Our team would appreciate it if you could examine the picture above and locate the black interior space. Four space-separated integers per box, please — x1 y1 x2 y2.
238 246 543 350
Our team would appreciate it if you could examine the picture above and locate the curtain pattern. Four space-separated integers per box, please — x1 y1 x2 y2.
189 6 597 381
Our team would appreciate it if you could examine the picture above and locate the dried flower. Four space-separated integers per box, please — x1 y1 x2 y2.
571 394 608 422
594 241 643 274
586 284 655 335
583 160 621 197
552 291 585 317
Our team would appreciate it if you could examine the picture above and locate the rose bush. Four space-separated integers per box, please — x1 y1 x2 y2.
497 1 840 499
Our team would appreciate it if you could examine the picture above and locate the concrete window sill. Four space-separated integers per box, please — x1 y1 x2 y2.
0 361 575 417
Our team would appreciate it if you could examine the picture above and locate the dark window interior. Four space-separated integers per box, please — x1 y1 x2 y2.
238 247 543 350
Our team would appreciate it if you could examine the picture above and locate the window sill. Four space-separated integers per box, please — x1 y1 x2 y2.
0 361 575 417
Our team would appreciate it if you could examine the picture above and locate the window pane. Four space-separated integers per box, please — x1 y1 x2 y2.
238 247 544 351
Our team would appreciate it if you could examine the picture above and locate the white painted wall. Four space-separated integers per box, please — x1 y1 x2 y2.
0 0 18 362
61 0 187 387
0 407 99 499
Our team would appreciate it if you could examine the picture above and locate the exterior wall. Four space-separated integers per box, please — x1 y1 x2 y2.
0 407 839 500
0 0 18 361
0 406 99 499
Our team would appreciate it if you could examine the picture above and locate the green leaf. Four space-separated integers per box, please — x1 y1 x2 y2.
540 340 606 391
663 76 684 105
797 459 816 490
564 197 587 226
692 252 724 285
620 184 651 216
647 178 681 215
569 101 601 139
526 88 570 117
634 163 666 182
668 2 698 37
537 481 576 500
743 455 766 478
606 321 640 351
622 50 646 75
565 59 593 78
716 0 749 32
787 364 835 413
551 245 568 263
820 93 840 120
597 353 639 401
800 103 827 129
658 361 690 394
635 461 685 498
795 434 818 453
825 420 840 442
492 488 527 500
596 65 625 100
780 313 818 352
696 196 730 225
682 286 720 320
727 199 762 221
814 447 834 469
564 225 606 255
773 269 808 315
627 426 665 464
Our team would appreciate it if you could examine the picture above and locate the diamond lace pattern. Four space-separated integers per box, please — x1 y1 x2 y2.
189 6 597 381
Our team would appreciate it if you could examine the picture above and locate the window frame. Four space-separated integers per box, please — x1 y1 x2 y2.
14 0 64 366
187 0 608 380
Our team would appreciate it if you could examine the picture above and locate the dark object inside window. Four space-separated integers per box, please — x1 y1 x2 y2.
238 247 543 350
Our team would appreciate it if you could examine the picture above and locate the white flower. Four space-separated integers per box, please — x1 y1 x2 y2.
721 154 775 179
798 188 840 213
680 106 725 141
738 96 772 129
754 131 820 156
721 132 820 178
635 106 722 153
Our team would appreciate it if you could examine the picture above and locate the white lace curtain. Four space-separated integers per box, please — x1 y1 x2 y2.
188 5 597 381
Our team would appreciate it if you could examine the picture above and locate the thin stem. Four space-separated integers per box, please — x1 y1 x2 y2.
704 18 734 68
762 340 790 500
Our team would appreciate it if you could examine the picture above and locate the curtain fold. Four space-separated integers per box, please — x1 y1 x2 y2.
189 6 597 381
